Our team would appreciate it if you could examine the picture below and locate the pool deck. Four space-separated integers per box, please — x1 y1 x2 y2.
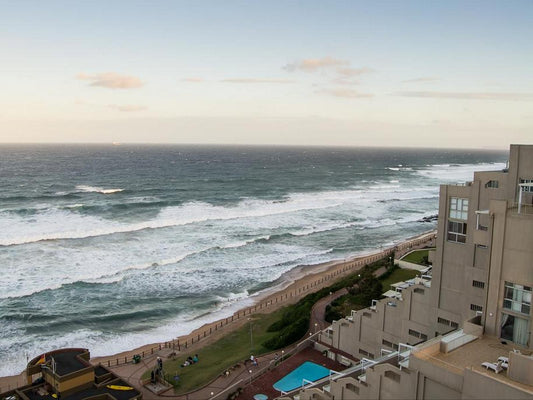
240 347 345 400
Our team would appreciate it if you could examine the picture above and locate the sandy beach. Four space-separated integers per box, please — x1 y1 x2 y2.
0 230 436 392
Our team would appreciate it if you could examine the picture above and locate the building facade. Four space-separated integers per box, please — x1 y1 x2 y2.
284 144 532 400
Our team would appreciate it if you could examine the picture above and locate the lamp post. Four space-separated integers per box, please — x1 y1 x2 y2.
249 369 253 384
314 323 318 333
248 318 253 353
281 350 284 362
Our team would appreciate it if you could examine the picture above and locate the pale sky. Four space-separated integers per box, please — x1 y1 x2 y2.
1 0 532 148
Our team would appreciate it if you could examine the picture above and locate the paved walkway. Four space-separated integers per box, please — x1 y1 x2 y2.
0 233 436 398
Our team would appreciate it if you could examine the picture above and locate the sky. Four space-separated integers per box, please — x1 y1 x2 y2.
0 0 532 148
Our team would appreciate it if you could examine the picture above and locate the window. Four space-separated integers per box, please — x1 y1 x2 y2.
447 220 467 243
414 288 425 295
503 282 531 315
346 383 359 394
382 339 399 350
358 348 374 358
519 178 533 192
485 180 499 188
363 311 372 318
472 280 485 289
449 197 468 220
470 304 483 312
437 317 459 329
384 370 401 383
501 314 529 346
408 329 427 341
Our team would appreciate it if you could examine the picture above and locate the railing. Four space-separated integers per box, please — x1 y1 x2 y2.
509 202 533 215
89 231 437 369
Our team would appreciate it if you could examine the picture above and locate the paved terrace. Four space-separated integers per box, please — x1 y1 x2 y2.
413 335 533 394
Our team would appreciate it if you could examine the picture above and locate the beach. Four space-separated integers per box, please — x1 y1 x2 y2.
0 230 435 392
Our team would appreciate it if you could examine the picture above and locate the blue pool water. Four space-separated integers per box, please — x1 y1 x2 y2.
273 361 331 392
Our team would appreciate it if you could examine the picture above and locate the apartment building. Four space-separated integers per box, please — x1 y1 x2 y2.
284 144 532 399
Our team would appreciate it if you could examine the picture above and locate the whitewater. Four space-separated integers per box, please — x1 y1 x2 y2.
0 145 507 377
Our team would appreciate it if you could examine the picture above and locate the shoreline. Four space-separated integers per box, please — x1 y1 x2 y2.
0 230 436 390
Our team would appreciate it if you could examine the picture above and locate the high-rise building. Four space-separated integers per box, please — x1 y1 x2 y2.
283 144 532 399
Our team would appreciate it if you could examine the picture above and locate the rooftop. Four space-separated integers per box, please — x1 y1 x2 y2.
412 334 533 394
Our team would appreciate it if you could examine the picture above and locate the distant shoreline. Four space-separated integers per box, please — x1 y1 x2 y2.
0 230 436 390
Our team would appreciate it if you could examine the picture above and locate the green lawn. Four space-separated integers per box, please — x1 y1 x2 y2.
143 308 286 394
380 268 420 292
401 249 433 265
143 255 397 393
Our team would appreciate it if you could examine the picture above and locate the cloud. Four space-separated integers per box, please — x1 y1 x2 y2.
77 72 144 89
75 99 147 112
394 91 533 101
331 78 359 86
220 78 295 83
108 104 148 112
182 78 204 82
318 88 373 98
336 67 374 77
402 77 440 83
283 57 349 72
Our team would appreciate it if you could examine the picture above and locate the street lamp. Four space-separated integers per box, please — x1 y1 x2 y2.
249 369 253 384
281 350 284 362
248 318 253 353
314 323 318 333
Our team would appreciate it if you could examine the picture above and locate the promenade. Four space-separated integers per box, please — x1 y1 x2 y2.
0 230 436 398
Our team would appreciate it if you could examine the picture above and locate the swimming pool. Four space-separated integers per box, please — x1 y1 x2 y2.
273 361 331 392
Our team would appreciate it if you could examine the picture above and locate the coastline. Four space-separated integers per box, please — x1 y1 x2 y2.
0 230 436 390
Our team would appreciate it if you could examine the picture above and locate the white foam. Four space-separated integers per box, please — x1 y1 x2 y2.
0 185 438 247
76 185 124 194
416 162 506 182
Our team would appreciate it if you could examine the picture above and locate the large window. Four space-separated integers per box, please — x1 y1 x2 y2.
448 197 468 243
503 282 531 315
449 197 468 220
501 314 529 346
447 221 467 243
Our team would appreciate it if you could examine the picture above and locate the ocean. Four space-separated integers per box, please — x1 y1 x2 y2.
0 144 507 376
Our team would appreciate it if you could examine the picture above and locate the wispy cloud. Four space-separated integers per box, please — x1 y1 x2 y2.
182 78 204 82
75 99 147 112
283 57 349 72
77 72 144 89
220 78 295 84
108 104 148 112
336 67 374 77
395 91 533 101
318 88 373 98
402 77 439 83
331 78 359 86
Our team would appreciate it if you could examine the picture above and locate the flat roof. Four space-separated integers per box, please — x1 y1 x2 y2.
413 335 533 394
22 380 140 400
47 349 89 376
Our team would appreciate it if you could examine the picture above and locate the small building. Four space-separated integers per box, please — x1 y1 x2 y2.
0 348 141 400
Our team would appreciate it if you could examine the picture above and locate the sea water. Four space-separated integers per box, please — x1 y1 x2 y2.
0 144 506 376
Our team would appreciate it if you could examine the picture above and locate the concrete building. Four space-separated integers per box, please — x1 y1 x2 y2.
0 348 141 400
282 144 532 399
